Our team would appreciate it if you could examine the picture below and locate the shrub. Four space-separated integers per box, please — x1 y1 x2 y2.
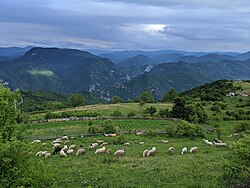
158 109 171 118
101 120 117 133
147 130 157 138
113 135 126 145
144 106 157 116
111 110 123 117
127 111 136 117
175 121 204 138
88 125 103 134
235 123 250 133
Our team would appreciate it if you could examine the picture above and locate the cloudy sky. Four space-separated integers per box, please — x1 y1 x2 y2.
0 0 250 52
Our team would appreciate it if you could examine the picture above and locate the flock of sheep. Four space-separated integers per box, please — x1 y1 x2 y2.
33 136 227 159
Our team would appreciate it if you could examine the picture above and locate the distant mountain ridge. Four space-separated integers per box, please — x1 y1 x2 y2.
1 47 250 101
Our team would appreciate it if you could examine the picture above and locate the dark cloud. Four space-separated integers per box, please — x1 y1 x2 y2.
0 0 249 51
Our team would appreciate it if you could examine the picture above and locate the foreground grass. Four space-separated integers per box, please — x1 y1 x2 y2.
31 135 229 188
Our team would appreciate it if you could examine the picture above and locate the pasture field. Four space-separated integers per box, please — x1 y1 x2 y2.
25 118 243 187
31 102 172 120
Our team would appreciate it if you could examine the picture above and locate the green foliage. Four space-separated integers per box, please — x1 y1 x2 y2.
158 109 171 118
111 110 123 117
222 135 250 187
144 106 157 116
113 135 126 145
127 111 136 117
147 129 157 138
0 139 56 187
235 123 250 133
0 85 20 142
137 91 154 103
67 93 85 107
112 96 122 103
88 125 103 134
162 89 178 103
175 121 204 138
47 101 65 110
101 120 117 133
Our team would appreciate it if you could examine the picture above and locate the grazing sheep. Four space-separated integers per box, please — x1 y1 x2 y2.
61 136 69 140
95 147 107 154
213 138 222 143
203 139 213 146
52 143 61 149
136 131 143 136
168 147 175 155
89 143 98 149
35 151 43 157
64 140 70 144
96 140 104 144
190 147 198 154
214 142 227 147
147 147 156 157
61 145 68 151
138 142 145 145
161 140 169 144
76 148 85 156
181 147 187 155
69 144 77 150
67 149 74 155
51 138 62 145
45 153 51 158
100 142 109 147
106 149 112 155
142 150 149 157
53 146 63 155
60 150 67 157
113 149 125 156
104 133 117 137
32 139 41 144
124 142 130 146
41 143 47 146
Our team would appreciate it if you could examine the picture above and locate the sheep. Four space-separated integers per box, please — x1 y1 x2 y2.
104 133 117 137
45 153 51 158
203 139 213 146
161 140 169 144
53 146 63 155
181 147 187 155
113 149 125 156
95 147 107 154
138 142 144 145
214 142 227 147
76 148 85 156
142 150 149 157
190 147 198 154
89 143 98 149
69 144 77 150
147 147 156 157
60 150 67 157
41 143 47 146
61 136 69 140
214 138 222 144
51 138 62 145
124 142 130 146
35 151 48 157
136 131 144 136
96 140 104 144
64 140 70 144
62 145 68 151
100 142 109 147
32 139 41 144
67 149 74 155
106 149 112 155
168 147 175 155
52 143 61 149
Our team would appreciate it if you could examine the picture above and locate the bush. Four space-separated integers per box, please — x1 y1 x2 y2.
111 110 123 117
127 111 136 117
165 126 175 137
175 121 204 138
147 130 157 138
144 106 157 116
101 120 117 133
113 135 126 145
158 109 171 118
235 123 250 133
88 125 103 134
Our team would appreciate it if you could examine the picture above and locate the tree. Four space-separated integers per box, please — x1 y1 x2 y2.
145 106 157 116
162 89 178 103
112 96 122 103
67 93 85 107
0 85 20 142
171 98 190 120
138 91 154 103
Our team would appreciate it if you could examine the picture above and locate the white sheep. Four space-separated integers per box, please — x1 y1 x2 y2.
51 138 62 145
67 149 74 155
35 151 43 157
61 136 69 140
69 144 77 150
100 142 109 147
104 133 117 137
113 149 125 156
89 143 98 149
76 148 85 156
106 149 112 155
96 140 104 144
45 153 51 158
52 143 61 149
60 150 67 157
41 143 47 146
168 147 175 155
203 139 213 146
64 140 70 144
214 142 227 147
181 147 187 155
161 140 169 144
95 147 107 154
190 147 198 153
124 142 130 146
32 139 41 144
147 147 156 157
138 142 144 145
142 149 149 157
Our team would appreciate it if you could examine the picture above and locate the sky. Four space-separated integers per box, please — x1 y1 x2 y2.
0 0 250 52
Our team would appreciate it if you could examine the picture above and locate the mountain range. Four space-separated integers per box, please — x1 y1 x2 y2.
0 47 250 100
